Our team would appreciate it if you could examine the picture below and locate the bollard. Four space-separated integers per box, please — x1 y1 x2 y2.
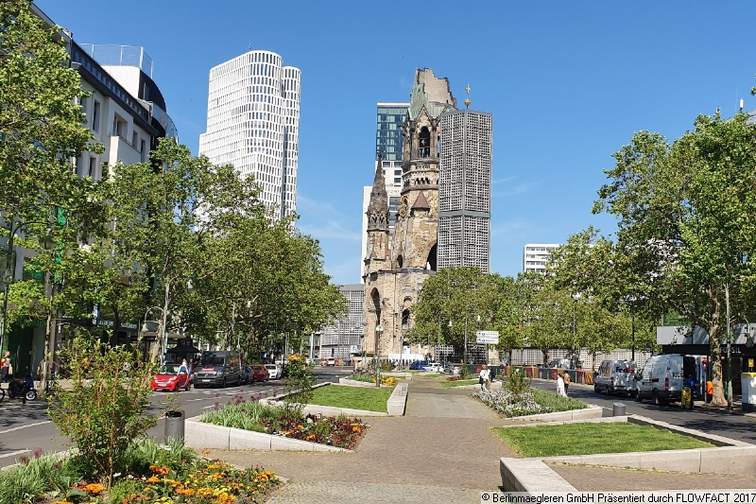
612 402 626 417
164 410 185 443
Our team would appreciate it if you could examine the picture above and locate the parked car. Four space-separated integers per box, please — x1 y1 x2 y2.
193 351 243 388
249 364 269 383
593 359 636 395
326 357 336 367
423 362 444 373
151 364 191 392
265 363 283 380
635 354 697 405
409 361 428 371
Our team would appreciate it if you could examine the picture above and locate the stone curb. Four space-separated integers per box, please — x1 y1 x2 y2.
387 382 408 416
184 417 350 453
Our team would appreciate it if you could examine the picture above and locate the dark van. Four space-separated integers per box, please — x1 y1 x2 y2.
193 351 242 388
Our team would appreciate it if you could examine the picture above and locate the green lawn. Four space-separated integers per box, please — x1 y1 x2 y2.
530 389 587 412
494 422 713 457
309 384 393 412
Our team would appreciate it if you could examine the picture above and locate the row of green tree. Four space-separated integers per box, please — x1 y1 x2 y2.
412 111 756 407
0 0 345 384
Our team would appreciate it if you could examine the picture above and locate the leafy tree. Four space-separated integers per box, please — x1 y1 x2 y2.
0 0 96 357
595 114 756 405
410 267 504 357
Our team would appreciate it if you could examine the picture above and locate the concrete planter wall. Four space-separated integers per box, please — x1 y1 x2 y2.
185 417 349 453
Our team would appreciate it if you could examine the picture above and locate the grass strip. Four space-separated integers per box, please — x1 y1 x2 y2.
309 384 392 412
494 422 713 457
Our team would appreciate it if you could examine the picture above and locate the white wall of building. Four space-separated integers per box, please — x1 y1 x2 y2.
522 243 560 273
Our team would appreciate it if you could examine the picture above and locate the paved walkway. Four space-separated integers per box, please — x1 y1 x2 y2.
210 376 511 503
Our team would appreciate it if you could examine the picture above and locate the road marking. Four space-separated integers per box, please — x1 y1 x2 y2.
0 449 31 460
0 421 52 435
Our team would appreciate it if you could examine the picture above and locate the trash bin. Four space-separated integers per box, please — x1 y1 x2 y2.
612 402 626 416
165 410 185 443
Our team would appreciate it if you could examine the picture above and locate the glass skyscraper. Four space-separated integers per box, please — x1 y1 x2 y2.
361 102 408 279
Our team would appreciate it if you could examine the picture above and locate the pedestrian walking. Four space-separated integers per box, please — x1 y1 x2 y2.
479 364 491 391
562 369 571 395
556 370 567 397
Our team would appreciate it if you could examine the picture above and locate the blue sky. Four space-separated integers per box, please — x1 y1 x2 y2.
38 1 756 284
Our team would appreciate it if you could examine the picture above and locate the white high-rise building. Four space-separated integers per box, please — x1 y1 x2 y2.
199 50 301 220
523 243 560 273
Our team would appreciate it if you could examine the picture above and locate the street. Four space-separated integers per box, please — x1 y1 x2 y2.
529 378 756 443
0 367 351 467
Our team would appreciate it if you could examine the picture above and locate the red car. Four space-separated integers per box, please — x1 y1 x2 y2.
249 364 269 383
150 364 191 392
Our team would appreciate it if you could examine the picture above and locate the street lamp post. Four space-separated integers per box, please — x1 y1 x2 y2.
374 324 383 387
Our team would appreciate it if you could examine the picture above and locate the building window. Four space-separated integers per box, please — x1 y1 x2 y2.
112 114 127 139
132 131 138 147
92 100 101 133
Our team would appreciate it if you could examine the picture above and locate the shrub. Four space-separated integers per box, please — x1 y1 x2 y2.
505 367 531 399
283 353 314 405
48 337 156 486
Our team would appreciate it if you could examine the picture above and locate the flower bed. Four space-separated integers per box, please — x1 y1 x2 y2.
0 439 278 504
474 388 587 418
348 373 397 386
201 400 367 449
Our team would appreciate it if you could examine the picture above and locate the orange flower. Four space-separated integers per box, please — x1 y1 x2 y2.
176 487 195 496
83 482 105 495
352 425 362 433
149 464 169 475
146 475 161 484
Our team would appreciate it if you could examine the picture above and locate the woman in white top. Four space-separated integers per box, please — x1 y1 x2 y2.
479 364 491 391
556 370 567 397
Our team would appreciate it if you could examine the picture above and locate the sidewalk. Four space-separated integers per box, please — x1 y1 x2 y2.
209 376 511 503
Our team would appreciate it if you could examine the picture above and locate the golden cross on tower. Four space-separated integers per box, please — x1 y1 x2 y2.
464 83 472 109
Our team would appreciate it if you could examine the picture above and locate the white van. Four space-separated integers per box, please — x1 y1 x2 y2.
635 354 696 405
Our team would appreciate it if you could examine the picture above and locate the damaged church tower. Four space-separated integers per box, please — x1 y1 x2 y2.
362 69 456 360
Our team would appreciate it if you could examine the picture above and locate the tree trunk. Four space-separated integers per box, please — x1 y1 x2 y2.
41 272 57 393
160 281 170 363
542 349 549 366
707 289 727 407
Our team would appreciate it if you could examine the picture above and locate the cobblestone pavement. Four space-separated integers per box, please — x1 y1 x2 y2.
549 463 756 490
210 375 511 503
